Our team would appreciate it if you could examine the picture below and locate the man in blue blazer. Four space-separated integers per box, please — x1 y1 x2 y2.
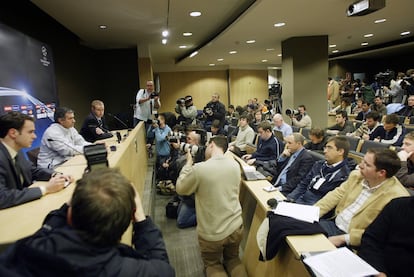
0 112 73 209
273 133 314 195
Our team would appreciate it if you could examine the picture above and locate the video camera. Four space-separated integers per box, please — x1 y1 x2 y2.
176 96 193 106
285 108 299 116
375 71 395 86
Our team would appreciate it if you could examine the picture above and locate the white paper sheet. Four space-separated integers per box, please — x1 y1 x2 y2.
273 202 320 223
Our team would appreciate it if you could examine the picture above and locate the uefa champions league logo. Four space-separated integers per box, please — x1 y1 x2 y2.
40 45 50 66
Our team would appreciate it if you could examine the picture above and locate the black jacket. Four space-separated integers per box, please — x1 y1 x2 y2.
80 113 113 142
0 204 175 276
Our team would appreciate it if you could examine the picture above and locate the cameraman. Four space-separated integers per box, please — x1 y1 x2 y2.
133 80 161 128
203 93 226 131
290 105 312 128
175 95 198 126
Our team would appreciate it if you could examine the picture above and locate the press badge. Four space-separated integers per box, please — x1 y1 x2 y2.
312 177 326 190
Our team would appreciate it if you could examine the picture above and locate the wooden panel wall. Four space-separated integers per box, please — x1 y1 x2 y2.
157 69 268 114
229 69 268 107
157 71 228 113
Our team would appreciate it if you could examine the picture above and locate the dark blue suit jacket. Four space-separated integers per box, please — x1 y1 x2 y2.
0 143 52 209
80 113 113 142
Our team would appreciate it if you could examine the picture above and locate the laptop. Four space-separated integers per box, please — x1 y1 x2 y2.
273 130 284 141
241 165 267 181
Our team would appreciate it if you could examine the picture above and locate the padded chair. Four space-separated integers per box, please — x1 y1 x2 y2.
307 150 324 162
231 118 239 126
397 115 407 125
301 128 311 139
359 140 389 154
292 126 300 133
346 136 363 152
26 147 40 166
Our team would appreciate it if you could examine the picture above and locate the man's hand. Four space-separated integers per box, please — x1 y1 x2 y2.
186 150 193 166
328 235 346 247
246 158 256 165
398 150 412 162
171 142 180 149
242 154 252 160
132 185 146 222
95 127 104 135
281 148 291 157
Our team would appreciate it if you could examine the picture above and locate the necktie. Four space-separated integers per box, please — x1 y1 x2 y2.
274 153 297 187
14 155 24 187
97 119 103 127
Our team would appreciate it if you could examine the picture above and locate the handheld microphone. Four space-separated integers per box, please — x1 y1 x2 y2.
47 138 83 154
107 112 129 129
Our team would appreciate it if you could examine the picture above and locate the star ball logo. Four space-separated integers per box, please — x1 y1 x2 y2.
40 45 50 67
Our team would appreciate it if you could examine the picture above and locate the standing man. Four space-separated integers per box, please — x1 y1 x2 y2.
133 80 160 128
80 100 113 142
272 113 293 138
327 77 340 109
176 135 247 277
0 112 73 209
315 148 409 247
203 93 226 131
290 105 312 129
38 107 91 169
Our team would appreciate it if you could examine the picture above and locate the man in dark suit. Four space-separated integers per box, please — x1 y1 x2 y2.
273 133 314 195
0 112 73 209
80 100 113 142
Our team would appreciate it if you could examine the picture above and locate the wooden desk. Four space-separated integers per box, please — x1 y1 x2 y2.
239 178 336 277
0 123 147 245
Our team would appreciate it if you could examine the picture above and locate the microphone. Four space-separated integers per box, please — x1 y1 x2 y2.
47 138 83 154
107 112 129 129
267 198 278 209
87 124 111 134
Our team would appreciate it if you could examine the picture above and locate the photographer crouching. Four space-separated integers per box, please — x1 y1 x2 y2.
175 95 198 127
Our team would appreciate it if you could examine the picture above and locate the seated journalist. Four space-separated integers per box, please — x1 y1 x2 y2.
0 112 73 209
0 168 175 276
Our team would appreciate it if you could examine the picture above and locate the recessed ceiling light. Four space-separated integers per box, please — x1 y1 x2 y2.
217 58 224 61
332 50 339 53
162 39 167 45
261 59 268 62
374 18 386 24
179 45 187 49
209 63 215 66
183 32 193 37
189 11 201 17
364 33 374 38
329 44 336 48
162 30 169 37
229 51 237 54
277 54 282 57
401 31 411 36
246 40 256 44
99 25 107 29
189 51 198 58
361 42 369 46
266 48 275 51
274 22 286 27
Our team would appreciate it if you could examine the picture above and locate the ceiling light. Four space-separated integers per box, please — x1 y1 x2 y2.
261 60 268 62
189 51 198 58
274 22 286 27
332 50 339 53
401 31 411 36
99 25 107 29
374 18 386 24
190 11 201 17
277 54 282 57
162 30 169 37
217 58 224 61
162 39 167 45
364 33 374 38
183 32 193 37
266 48 275 51
246 40 256 44
361 42 369 46
209 63 215 66
229 51 237 54
179 45 187 49
329 44 337 48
